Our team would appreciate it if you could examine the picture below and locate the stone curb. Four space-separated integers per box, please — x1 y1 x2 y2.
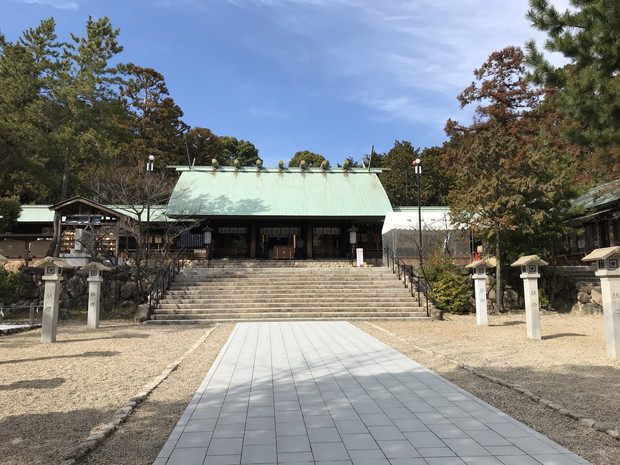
364 321 620 443
0 324 41 336
61 324 218 465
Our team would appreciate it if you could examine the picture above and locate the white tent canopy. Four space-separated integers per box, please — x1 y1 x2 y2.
382 207 459 234
382 207 471 263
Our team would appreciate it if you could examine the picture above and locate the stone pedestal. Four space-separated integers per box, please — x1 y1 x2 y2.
582 247 620 359
597 273 620 359
34 257 73 343
81 262 111 330
87 274 103 329
41 274 63 343
512 255 548 341
473 276 488 326
466 259 492 326
521 275 542 340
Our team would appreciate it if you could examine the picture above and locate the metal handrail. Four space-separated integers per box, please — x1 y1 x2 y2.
146 246 188 315
384 246 430 317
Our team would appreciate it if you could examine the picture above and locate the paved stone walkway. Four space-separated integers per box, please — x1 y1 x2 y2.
154 322 590 465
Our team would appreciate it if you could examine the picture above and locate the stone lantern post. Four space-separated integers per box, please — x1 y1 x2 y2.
465 259 493 326
33 257 73 343
582 246 620 359
511 255 548 340
81 262 111 329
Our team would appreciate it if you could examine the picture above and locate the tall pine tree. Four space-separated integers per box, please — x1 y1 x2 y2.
526 0 620 178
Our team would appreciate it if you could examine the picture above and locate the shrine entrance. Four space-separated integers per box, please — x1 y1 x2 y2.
259 226 301 260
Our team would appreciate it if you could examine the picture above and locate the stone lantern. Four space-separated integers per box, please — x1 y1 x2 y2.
33 257 73 343
81 262 111 329
465 259 493 326
347 226 359 265
511 255 548 340
203 224 214 263
582 246 620 359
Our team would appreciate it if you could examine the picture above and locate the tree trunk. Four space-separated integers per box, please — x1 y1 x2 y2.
494 238 502 313
60 152 70 201
46 211 62 257
550 248 557 308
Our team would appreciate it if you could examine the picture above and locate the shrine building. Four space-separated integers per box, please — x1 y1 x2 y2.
166 164 393 261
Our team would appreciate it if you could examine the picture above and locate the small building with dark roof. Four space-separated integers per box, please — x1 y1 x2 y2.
567 178 620 256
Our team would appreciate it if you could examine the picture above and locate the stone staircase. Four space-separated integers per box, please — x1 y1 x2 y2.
147 260 430 324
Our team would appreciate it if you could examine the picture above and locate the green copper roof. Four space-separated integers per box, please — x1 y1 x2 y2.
18 206 55 223
571 178 620 210
16 203 173 223
166 167 393 218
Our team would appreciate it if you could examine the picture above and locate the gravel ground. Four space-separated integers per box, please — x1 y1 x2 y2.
1 314 618 465
0 321 233 465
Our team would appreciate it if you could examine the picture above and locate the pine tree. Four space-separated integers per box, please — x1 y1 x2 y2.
526 0 620 160
120 66 188 170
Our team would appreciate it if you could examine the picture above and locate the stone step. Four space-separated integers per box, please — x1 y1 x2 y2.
157 301 417 310
149 261 431 324
160 296 415 305
146 315 428 324
150 311 428 320
167 287 410 295
154 305 425 314
174 275 397 283
170 280 408 288
183 265 389 270
187 260 361 269
180 271 393 277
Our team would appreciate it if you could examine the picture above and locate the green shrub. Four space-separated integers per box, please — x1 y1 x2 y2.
0 268 22 306
424 252 472 314
538 288 550 310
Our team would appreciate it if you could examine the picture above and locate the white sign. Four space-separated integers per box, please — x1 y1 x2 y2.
356 248 364 267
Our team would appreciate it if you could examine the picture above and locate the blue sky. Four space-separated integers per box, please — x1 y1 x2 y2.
2 0 568 166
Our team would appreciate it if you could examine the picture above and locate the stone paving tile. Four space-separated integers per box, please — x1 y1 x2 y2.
155 322 591 465
240 444 277 464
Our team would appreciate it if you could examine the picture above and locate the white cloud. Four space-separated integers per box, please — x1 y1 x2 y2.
248 105 288 119
164 0 571 127
253 0 571 125
153 0 208 10
18 0 78 9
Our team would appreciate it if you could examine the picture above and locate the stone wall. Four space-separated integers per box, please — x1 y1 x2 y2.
479 268 603 315
15 266 139 313
571 285 603 315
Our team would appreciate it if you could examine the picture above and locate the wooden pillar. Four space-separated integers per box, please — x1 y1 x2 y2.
115 222 120 258
306 223 313 259
250 221 257 258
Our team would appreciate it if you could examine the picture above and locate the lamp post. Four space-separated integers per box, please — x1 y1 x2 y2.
347 225 358 265
203 224 214 266
411 158 422 267
145 154 154 264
